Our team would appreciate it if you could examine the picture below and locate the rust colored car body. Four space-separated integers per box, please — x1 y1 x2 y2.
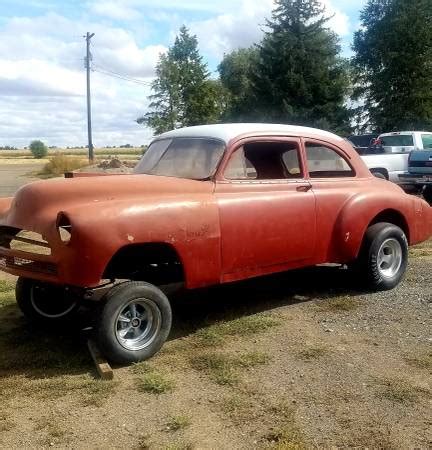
0 123 431 289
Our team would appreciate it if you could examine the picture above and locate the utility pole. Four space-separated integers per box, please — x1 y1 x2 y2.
85 32 95 163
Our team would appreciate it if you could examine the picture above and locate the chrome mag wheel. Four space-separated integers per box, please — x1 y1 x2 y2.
115 298 162 351
377 238 403 279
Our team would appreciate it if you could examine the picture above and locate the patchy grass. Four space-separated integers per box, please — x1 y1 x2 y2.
0 411 15 432
79 380 118 407
190 351 269 386
193 314 280 348
136 371 175 394
237 350 270 367
191 353 240 386
0 280 14 293
34 415 72 446
220 395 259 424
165 415 192 432
131 362 153 375
0 374 117 406
409 247 432 258
296 345 328 361
135 434 151 449
404 353 432 370
0 280 15 307
262 407 305 450
0 291 15 307
316 296 361 312
132 362 175 394
36 153 90 178
264 427 306 450
165 442 194 450
375 378 430 404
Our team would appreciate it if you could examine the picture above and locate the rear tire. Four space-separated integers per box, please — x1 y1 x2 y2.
97 281 172 364
354 223 408 291
16 277 79 324
423 185 432 205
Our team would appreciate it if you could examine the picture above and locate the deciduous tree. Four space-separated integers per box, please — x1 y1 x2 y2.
353 0 432 132
218 47 259 121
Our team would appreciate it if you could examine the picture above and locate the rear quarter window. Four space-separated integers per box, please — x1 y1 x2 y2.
306 143 355 178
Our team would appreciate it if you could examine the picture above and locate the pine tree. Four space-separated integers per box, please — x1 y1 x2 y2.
251 0 351 133
139 26 222 134
353 0 432 132
218 47 259 121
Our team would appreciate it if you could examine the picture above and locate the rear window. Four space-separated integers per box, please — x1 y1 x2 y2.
380 135 414 147
348 135 376 148
421 134 432 149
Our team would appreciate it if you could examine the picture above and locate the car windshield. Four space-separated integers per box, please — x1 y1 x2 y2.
134 137 225 180
380 135 414 147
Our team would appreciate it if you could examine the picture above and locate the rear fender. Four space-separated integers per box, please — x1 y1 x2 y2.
328 193 411 262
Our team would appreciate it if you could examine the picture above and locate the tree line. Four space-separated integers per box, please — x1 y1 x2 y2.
139 0 432 136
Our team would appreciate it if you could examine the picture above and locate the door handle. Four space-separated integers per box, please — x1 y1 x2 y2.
296 184 312 192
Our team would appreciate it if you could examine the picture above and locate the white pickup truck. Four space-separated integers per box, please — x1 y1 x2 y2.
358 131 432 188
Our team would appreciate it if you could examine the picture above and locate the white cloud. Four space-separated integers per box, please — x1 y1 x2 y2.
88 1 142 21
0 12 163 147
0 59 84 97
190 0 351 59
321 0 351 36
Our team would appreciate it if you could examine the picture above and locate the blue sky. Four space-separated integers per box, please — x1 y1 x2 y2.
0 0 367 147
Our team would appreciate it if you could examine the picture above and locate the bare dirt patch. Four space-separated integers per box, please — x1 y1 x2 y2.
0 239 430 448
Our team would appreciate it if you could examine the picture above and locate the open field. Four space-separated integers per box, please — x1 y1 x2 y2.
0 239 430 448
0 154 140 194
0 148 143 159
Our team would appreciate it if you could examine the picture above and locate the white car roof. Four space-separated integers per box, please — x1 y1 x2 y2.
155 123 344 144
379 131 432 137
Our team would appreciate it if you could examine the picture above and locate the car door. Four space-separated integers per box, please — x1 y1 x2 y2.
303 139 360 261
215 137 316 276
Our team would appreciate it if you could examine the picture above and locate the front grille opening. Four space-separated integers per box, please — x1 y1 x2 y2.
0 255 57 275
8 230 51 256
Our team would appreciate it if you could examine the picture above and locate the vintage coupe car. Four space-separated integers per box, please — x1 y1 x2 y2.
0 124 431 363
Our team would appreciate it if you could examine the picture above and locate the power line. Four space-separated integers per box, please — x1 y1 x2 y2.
90 42 154 86
92 64 154 86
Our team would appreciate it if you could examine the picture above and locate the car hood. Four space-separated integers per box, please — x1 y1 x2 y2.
0 174 214 229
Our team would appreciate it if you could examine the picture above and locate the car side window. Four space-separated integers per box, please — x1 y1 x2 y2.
224 142 302 180
421 134 432 149
306 143 354 178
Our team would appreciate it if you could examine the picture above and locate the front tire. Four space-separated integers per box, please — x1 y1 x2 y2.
355 223 408 291
97 281 172 364
16 277 79 323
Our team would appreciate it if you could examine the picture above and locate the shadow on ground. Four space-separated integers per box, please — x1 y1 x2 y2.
0 266 364 379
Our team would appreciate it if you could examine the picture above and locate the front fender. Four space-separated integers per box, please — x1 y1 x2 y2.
58 196 221 288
